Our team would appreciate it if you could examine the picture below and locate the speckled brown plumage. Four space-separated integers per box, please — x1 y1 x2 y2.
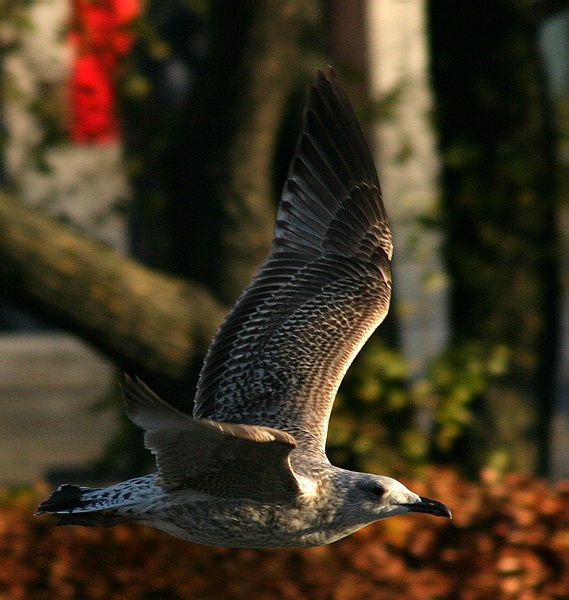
36 68 450 548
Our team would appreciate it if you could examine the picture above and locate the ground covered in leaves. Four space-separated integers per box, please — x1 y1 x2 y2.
2 468 569 599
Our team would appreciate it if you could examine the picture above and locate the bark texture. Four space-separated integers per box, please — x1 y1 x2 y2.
0 192 226 379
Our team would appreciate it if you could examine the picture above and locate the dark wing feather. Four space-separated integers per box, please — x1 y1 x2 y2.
193 68 392 452
122 376 299 502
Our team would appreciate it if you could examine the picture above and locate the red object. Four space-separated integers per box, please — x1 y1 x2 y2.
69 0 139 143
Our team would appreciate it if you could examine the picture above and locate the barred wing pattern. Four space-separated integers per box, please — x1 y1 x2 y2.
192 68 392 453
123 376 299 502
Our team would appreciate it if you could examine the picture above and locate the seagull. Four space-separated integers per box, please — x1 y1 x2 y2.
36 67 451 548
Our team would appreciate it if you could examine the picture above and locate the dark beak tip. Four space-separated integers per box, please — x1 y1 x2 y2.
405 496 452 519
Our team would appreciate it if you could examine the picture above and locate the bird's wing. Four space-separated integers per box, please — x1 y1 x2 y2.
193 67 392 453
123 375 299 502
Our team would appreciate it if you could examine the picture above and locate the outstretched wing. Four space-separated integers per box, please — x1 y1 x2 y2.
193 67 392 453
123 376 299 502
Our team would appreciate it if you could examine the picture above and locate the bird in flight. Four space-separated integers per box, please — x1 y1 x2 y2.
37 67 450 548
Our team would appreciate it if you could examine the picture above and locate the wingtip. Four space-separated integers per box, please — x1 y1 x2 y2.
311 65 338 96
121 372 194 432
324 64 338 82
121 372 156 426
121 372 140 395
314 64 337 80
121 373 157 401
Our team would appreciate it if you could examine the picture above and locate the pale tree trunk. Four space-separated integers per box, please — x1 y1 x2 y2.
365 0 447 381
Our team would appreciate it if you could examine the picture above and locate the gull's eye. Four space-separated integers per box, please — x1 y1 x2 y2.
369 485 385 498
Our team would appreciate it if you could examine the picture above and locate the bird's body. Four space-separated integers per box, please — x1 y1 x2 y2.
37 68 450 548
40 448 438 548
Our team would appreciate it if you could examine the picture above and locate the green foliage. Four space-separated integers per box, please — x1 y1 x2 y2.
427 342 510 451
0 1 33 38
328 338 510 476
330 338 424 476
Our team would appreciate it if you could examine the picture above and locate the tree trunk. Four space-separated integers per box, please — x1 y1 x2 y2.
153 0 320 305
0 192 227 380
428 1 561 474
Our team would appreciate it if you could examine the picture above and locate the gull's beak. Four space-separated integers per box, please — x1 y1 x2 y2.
403 496 452 518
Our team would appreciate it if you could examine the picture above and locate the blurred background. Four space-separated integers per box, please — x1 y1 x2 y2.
5 2 569 599
0 0 568 487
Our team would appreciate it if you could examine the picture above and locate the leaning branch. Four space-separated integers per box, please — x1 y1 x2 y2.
0 192 227 378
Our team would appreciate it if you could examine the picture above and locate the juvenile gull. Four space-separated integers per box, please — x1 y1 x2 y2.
37 68 451 548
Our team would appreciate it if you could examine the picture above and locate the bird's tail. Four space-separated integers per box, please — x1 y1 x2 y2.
35 477 155 527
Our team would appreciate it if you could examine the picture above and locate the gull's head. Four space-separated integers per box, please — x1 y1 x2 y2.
346 473 452 522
